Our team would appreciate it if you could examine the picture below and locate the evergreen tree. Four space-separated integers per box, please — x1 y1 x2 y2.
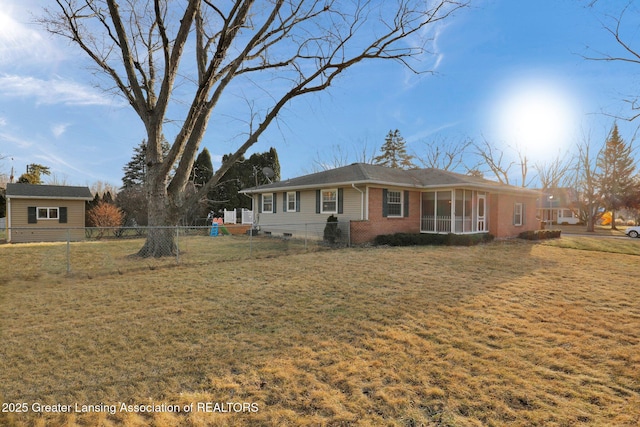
193 148 214 187
121 139 170 189
596 123 636 229
373 130 416 169
17 164 51 184
208 148 281 213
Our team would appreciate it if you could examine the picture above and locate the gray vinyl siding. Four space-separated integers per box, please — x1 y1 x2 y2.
254 186 363 238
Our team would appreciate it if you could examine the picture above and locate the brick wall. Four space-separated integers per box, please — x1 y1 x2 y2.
349 188 420 244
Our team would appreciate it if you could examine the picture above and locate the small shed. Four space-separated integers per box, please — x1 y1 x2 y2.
5 183 93 243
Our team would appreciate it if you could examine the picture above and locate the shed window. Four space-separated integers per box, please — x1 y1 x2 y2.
37 207 59 220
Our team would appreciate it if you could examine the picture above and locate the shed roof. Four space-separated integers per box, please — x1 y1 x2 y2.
6 183 93 200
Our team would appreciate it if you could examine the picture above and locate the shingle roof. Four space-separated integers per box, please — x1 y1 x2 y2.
241 163 538 195
6 183 93 200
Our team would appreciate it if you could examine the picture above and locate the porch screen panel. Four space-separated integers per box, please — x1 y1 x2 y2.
465 190 473 232
422 192 435 232
436 191 452 232
455 190 464 233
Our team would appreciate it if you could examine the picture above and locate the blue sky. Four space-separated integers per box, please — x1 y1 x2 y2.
1 0 639 188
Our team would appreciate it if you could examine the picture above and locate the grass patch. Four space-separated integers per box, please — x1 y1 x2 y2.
542 235 640 256
1 240 639 426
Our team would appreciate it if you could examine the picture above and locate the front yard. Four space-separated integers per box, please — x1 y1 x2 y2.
0 238 638 426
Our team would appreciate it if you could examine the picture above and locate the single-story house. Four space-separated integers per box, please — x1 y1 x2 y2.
240 163 540 244
5 183 93 243
536 187 580 225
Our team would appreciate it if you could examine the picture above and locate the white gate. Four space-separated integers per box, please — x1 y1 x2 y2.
241 209 254 224
223 209 237 224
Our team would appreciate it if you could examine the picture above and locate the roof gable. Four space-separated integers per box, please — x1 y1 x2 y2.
6 183 93 200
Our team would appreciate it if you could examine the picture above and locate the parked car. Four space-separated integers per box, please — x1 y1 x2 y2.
625 226 640 238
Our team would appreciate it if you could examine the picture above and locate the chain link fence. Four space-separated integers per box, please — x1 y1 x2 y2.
3 222 351 279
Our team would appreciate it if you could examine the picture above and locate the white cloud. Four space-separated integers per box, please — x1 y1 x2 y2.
0 74 117 106
51 123 70 138
0 4 63 66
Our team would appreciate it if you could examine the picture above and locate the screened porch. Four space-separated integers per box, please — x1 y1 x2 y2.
420 189 487 234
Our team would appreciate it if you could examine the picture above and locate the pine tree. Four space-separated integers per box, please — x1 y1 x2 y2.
208 148 281 213
121 139 170 189
373 130 416 169
596 123 636 229
193 148 214 187
17 164 51 184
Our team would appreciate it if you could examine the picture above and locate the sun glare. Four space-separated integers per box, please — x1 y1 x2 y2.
490 77 578 161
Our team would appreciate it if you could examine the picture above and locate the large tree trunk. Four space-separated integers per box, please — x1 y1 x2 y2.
137 160 178 258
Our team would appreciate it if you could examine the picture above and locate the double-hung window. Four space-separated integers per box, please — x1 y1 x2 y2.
286 191 296 212
262 194 274 213
387 190 402 217
321 189 337 214
514 203 523 226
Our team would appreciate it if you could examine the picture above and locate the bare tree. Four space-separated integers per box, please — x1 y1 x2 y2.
417 136 471 171
535 152 574 190
583 2 640 121
471 139 513 185
572 131 603 232
42 0 468 256
309 139 377 172
471 139 537 187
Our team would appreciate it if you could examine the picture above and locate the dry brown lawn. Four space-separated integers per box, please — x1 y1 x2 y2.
1 238 639 426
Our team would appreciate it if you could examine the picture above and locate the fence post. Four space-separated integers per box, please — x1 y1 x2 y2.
175 226 180 264
66 229 71 274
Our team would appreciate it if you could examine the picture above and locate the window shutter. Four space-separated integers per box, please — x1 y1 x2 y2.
404 191 409 217
522 203 526 224
28 207 37 224
338 188 343 214
296 191 301 212
382 189 388 217
316 190 321 214
59 207 68 224
272 193 277 213
258 194 263 213
283 192 287 212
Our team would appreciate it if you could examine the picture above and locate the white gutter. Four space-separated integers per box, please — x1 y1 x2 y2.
351 183 364 220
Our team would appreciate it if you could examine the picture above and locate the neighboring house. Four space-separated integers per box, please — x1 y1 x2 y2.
536 188 580 225
5 183 93 243
241 163 540 244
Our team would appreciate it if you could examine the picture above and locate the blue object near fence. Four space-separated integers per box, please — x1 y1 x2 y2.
210 223 219 237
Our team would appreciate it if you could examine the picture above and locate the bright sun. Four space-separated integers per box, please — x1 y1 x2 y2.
491 77 578 162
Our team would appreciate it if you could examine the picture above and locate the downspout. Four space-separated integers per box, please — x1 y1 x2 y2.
352 184 364 220
6 196 10 243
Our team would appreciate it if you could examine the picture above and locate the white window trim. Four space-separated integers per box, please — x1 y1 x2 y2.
387 190 403 217
286 191 296 212
321 188 338 214
262 194 274 214
514 203 523 226
37 207 59 220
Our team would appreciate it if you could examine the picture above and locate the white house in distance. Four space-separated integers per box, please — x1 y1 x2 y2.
5 183 93 243
241 163 540 244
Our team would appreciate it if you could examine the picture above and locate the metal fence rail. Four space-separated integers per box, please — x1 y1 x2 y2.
2 223 350 279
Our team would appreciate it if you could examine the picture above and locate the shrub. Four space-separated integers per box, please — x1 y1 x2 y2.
518 229 561 240
374 233 494 247
87 202 124 238
323 215 342 244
